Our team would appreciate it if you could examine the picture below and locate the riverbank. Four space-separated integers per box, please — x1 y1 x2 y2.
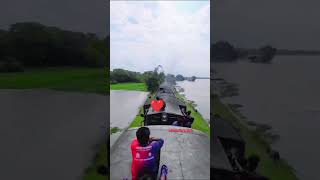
0 67 107 94
110 82 147 91
213 94 298 180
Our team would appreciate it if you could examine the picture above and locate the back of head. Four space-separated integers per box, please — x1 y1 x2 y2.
136 127 150 146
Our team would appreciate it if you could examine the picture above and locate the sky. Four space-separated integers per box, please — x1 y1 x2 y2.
110 1 210 77
212 0 320 50
0 0 108 37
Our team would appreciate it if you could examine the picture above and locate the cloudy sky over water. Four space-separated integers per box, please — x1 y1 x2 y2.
0 0 107 37
213 0 320 50
110 1 210 77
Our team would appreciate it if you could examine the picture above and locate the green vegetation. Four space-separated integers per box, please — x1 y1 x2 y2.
0 67 107 94
110 82 147 91
0 22 108 71
110 127 122 134
83 142 108 180
213 94 298 180
175 92 210 136
110 66 164 93
129 107 145 128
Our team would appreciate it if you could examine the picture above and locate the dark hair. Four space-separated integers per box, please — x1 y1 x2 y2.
156 96 160 100
136 127 150 146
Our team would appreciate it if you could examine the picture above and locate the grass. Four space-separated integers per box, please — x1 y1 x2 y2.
175 92 210 136
110 127 122 134
129 106 145 128
0 67 108 94
83 141 108 180
213 94 298 180
110 82 147 91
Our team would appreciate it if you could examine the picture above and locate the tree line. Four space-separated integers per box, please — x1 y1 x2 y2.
110 68 165 92
211 41 276 63
0 22 108 72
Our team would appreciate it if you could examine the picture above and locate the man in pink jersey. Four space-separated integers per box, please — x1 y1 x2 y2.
131 127 164 180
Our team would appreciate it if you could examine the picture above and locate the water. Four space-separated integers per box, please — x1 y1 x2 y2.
0 90 107 180
177 79 210 121
214 56 320 180
110 90 149 129
110 90 149 146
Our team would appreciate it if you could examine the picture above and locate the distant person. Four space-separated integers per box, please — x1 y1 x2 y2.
131 127 164 180
172 116 184 127
156 96 166 111
185 111 194 128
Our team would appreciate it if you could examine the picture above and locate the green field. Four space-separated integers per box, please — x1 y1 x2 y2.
213 95 298 180
0 68 107 94
110 82 147 91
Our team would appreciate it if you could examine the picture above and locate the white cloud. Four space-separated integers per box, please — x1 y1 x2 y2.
111 1 210 77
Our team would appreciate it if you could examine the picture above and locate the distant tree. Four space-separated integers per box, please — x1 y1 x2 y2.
191 76 196 81
176 74 184 81
259 45 277 63
143 66 165 92
0 56 24 72
166 74 176 85
0 22 107 68
211 41 238 61
110 69 141 83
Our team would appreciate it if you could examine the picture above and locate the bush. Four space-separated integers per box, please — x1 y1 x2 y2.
0 57 24 72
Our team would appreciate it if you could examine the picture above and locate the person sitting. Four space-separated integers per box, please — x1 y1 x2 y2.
131 127 164 180
155 96 166 111
185 111 194 128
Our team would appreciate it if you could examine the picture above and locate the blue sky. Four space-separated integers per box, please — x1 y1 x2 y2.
110 1 210 77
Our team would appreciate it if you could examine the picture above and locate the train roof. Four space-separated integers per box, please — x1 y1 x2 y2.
146 94 185 116
110 126 210 179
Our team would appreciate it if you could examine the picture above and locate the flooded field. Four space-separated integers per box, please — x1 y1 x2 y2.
110 90 149 146
177 79 210 121
214 56 320 180
0 90 107 180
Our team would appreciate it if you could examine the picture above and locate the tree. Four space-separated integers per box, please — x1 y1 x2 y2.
259 45 277 63
0 22 107 68
176 74 184 81
211 41 238 61
143 66 165 92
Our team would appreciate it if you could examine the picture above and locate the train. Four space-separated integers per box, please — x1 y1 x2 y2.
142 82 192 126
110 81 210 179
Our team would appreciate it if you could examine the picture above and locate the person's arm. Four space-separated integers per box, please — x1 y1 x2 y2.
150 137 164 149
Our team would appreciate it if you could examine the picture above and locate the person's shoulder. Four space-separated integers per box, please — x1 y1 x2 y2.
131 138 138 146
151 138 164 147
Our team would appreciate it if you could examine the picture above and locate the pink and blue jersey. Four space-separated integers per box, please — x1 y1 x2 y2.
131 138 164 180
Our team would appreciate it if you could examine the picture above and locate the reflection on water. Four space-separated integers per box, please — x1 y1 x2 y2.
176 79 210 121
110 90 149 129
214 56 320 180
